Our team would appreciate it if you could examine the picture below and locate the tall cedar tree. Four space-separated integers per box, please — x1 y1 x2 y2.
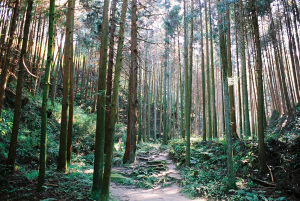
7 0 33 171
217 0 236 189
57 0 74 173
100 0 129 199
183 0 190 165
205 0 212 140
105 0 118 154
0 0 19 115
239 0 251 137
123 0 138 164
209 0 217 139
67 0 75 164
250 0 267 173
186 0 194 166
226 3 238 139
37 0 55 191
91 0 110 198
199 0 206 141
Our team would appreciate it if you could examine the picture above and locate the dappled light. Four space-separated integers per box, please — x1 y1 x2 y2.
0 0 300 200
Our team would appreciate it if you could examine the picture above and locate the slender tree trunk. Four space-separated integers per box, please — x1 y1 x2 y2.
67 15 74 164
123 0 137 164
6 0 33 171
154 46 158 141
57 0 74 173
147 50 152 141
217 0 236 188
209 0 217 139
138 52 143 143
37 0 55 191
234 5 243 138
91 0 110 198
100 0 128 199
105 0 118 154
186 0 193 166
239 0 251 137
205 0 212 140
199 0 206 141
226 5 238 139
177 28 185 139
0 0 19 115
250 0 267 173
163 34 169 145
183 0 189 146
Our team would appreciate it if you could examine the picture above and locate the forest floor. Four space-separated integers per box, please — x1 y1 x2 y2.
110 144 206 201
1 91 300 200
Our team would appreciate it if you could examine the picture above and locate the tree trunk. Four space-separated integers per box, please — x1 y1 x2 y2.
205 0 212 140
67 16 74 164
209 0 217 139
226 6 238 139
250 0 267 174
37 0 55 191
239 0 251 137
0 0 19 115
217 0 236 189
91 0 110 198
123 0 137 164
199 0 206 141
105 0 118 154
100 0 128 199
6 0 33 171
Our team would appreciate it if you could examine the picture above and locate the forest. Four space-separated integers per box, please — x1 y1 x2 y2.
0 0 299 200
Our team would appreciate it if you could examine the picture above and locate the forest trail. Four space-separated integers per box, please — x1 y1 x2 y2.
110 146 206 201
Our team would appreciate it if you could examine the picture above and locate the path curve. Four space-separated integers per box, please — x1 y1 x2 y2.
110 149 206 201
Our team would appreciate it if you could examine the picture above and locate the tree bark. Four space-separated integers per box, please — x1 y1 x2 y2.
7 0 33 171
0 0 20 115
91 0 110 198
100 0 128 199
250 0 267 174
37 0 55 191
123 0 137 164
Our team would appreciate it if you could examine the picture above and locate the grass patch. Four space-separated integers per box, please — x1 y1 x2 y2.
111 173 134 185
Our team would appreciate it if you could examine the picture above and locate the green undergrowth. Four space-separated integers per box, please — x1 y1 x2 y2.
0 92 99 200
169 138 290 200
0 93 97 169
111 173 135 185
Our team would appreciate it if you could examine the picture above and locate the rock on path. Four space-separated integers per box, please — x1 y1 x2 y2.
110 149 206 201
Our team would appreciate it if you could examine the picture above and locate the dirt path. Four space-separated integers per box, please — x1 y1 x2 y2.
110 148 206 201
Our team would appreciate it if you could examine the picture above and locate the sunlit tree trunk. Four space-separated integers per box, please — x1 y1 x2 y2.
0 0 19 115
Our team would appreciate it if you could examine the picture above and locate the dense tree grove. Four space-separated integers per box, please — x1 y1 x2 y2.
0 0 300 200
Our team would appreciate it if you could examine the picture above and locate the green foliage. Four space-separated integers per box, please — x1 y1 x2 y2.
163 5 181 37
111 173 135 185
169 139 288 200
